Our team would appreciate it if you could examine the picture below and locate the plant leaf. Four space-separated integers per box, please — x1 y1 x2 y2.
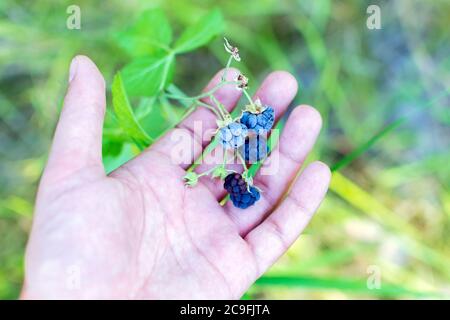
122 52 175 97
173 9 224 54
112 73 152 147
139 101 182 140
116 8 172 57
103 143 137 174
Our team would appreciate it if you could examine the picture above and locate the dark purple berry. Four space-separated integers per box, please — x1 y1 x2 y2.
223 173 261 209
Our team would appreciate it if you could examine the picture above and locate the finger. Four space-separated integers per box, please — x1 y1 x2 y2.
245 161 331 276
44 55 106 182
197 71 298 197
226 105 322 235
148 68 242 169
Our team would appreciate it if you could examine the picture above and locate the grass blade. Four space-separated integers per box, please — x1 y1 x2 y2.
331 118 406 172
254 275 445 298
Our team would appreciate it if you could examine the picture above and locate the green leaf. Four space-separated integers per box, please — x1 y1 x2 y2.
112 73 152 147
116 8 172 57
173 9 224 54
103 143 136 174
122 52 175 97
139 100 183 140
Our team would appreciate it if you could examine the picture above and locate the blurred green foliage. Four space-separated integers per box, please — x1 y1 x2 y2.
0 0 449 299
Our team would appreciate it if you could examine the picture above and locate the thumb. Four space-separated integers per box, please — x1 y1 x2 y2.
44 55 106 183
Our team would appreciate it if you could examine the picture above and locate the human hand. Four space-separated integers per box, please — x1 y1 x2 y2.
22 55 330 299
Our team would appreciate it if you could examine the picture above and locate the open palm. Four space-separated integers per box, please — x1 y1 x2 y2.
22 56 330 299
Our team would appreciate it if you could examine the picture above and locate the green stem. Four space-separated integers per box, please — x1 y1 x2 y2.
178 103 197 123
197 100 223 119
237 152 249 175
198 166 216 178
211 95 229 119
221 55 234 82
242 88 254 106
219 194 230 206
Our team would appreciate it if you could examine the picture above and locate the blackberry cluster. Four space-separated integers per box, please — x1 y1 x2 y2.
215 104 275 209
240 106 275 134
219 122 248 149
224 173 260 209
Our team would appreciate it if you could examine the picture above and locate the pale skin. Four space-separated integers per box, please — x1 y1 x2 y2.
22 55 331 299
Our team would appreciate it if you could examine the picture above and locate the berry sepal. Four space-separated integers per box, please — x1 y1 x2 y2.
240 100 275 134
211 166 229 180
183 172 199 187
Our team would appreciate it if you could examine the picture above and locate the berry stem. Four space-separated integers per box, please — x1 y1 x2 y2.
242 88 254 106
210 94 229 119
197 166 216 178
219 194 230 206
221 55 234 82
236 152 249 178
197 101 223 119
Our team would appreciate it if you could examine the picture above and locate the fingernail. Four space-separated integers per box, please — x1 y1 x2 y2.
68 56 78 83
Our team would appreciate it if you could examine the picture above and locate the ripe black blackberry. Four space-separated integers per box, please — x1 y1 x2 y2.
224 173 260 209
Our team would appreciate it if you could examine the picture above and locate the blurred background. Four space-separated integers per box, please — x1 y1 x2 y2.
0 0 449 299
